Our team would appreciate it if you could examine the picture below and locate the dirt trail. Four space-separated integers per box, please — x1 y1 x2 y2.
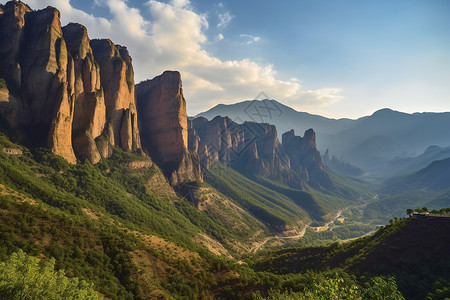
311 209 344 232
249 207 351 253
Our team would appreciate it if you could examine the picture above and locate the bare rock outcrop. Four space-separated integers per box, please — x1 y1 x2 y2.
282 129 333 189
136 71 202 185
189 116 333 190
0 2 141 163
0 3 77 163
188 119 210 169
0 1 31 94
62 23 106 163
190 116 292 184
90 39 141 152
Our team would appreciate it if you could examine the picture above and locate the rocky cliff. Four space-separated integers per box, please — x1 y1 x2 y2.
282 129 333 189
0 0 327 190
136 71 202 185
189 116 332 190
0 1 141 163
90 39 141 153
62 23 106 163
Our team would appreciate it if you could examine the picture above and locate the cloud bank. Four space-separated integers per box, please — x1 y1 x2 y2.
19 0 343 115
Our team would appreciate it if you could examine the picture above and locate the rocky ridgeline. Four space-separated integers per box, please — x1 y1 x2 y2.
0 1 200 185
189 116 333 190
0 1 329 190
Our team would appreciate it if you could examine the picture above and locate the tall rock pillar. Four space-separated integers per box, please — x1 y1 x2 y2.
136 71 202 185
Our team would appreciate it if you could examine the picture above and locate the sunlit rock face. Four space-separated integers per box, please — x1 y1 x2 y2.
90 39 141 153
136 71 202 185
0 2 141 163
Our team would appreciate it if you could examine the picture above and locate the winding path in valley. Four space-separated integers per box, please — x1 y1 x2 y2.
249 208 351 253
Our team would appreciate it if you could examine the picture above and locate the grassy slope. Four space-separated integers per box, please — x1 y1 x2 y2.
204 161 312 233
205 161 374 235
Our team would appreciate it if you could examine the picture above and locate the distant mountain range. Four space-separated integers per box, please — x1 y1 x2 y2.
197 100 450 172
384 145 450 177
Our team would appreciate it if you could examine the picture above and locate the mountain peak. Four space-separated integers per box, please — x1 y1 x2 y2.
372 108 394 114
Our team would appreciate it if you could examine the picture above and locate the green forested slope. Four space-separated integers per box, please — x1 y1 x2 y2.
249 217 450 300
0 132 409 299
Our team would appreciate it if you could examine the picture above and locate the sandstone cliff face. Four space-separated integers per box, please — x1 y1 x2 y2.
136 71 202 185
190 116 291 183
90 39 141 152
190 116 332 190
62 23 106 163
188 119 210 169
0 2 141 163
0 3 77 163
0 1 30 94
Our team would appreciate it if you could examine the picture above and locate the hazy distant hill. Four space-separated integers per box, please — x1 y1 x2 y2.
384 157 450 193
197 100 450 172
327 109 450 172
363 157 450 224
384 145 450 177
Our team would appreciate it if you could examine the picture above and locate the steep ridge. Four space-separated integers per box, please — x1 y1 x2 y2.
197 100 450 172
136 71 202 185
189 116 333 191
0 2 141 163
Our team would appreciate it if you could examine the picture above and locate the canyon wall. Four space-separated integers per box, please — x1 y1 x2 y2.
0 2 140 163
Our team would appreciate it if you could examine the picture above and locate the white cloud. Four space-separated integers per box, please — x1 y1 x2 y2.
217 11 233 28
216 33 224 41
283 88 344 111
9 0 343 115
240 34 261 45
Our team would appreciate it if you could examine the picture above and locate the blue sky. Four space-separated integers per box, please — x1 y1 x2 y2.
6 0 450 118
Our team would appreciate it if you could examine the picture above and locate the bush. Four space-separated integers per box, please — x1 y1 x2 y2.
0 250 101 299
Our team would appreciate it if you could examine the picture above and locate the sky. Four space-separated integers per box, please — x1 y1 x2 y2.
4 0 450 119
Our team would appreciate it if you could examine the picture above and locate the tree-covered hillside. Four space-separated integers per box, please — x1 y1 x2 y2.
0 132 409 299
249 217 450 300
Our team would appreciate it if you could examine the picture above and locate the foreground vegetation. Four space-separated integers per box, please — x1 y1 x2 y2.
0 250 100 299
